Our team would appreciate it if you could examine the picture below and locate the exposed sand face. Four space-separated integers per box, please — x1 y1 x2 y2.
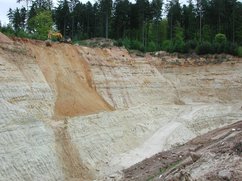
27 43 113 119
0 37 242 180
0 32 13 43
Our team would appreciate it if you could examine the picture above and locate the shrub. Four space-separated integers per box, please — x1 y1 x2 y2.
28 11 53 40
114 39 123 47
162 40 172 52
224 42 238 55
215 33 227 44
16 29 31 39
0 25 15 37
186 40 197 50
212 42 224 53
171 23 186 53
130 40 144 52
162 39 187 53
212 41 239 55
171 39 186 53
119 38 144 52
122 38 131 49
238 47 242 57
147 41 157 52
196 41 212 55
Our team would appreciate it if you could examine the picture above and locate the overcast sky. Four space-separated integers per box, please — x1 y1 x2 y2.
0 0 58 24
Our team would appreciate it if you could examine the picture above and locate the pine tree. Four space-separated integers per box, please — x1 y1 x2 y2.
113 0 130 38
99 0 112 38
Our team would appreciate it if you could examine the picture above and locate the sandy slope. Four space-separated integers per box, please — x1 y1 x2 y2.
0 36 242 181
0 32 13 43
110 122 196 169
27 42 113 119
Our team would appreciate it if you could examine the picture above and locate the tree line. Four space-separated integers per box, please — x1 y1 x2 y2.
0 0 242 55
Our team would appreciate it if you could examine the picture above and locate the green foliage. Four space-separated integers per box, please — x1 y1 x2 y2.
114 38 145 52
0 25 15 36
215 33 227 44
212 34 227 54
212 42 225 54
159 20 168 44
130 40 144 52
147 41 157 52
28 10 53 40
112 0 130 39
202 25 213 42
224 42 238 56
171 40 185 53
16 29 31 38
238 47 242 57
196 42 212 55
186 40 197 50
121 38 131 49
174 23 184 42
170 23 186 53
54 0 71 37
162 40 172 52
211 41 238 55
3 0 242 57
6 7 27 32
114 39 123 47
182 1 196 40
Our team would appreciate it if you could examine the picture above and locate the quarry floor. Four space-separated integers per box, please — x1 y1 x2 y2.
0 33 242 180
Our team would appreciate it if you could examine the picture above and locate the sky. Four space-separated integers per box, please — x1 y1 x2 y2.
0 0 57 24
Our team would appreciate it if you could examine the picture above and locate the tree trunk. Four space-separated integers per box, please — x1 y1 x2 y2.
200 11 202 43
105 12 108 39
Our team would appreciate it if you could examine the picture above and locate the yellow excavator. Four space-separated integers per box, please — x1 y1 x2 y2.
47 30 71 44
48 30 63 40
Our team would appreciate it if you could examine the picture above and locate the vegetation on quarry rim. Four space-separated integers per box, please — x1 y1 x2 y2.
1 0 242 56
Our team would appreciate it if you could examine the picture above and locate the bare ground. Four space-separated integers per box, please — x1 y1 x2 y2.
122 121 242 181
26 42 114 119
1 34 242 181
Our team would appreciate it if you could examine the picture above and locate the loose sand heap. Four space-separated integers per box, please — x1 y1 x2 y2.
0 33 242 180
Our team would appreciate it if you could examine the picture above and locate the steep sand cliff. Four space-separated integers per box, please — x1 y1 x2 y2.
0 36 242 180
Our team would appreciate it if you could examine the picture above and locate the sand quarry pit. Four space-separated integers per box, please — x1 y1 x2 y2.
0 34 242 180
